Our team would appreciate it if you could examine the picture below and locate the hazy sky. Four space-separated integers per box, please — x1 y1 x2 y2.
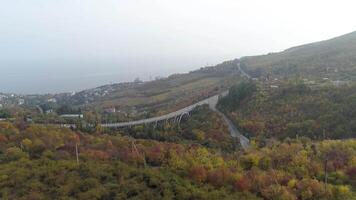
1 0 356 94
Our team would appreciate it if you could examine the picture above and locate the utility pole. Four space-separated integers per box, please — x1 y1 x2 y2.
324 156 328 193
323 129 328 194
75 143 79 165
323 129 326 139
131 138 146 168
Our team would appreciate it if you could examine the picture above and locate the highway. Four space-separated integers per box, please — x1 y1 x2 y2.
102 95 221 128
102 62 251 150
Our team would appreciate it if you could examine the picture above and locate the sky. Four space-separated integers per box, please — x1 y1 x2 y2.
1 0 356 94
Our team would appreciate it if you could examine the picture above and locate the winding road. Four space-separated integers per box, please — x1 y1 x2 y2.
102 62 251 150
101 95 221 128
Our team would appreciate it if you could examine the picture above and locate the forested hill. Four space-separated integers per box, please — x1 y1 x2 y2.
241 31 356 80
0 120 355 199
218 81 356 140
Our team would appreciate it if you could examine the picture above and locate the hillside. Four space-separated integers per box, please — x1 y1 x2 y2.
66 31 356 115
0 60 245 124
0 120 355 199
50 60 244 117
2 31 356 200
4 31 356 123
241 31 356 80
218 81 356 140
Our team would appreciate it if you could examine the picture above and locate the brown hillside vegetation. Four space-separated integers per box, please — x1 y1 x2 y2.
241 31 356 80
0 122 355 199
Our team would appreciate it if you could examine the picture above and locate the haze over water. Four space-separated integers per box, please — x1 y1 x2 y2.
1 0 356 94
0 59 204 94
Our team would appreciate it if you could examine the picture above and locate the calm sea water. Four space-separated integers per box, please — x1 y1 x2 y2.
0 61 197 94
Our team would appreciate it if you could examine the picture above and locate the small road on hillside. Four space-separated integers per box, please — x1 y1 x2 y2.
214 109 250 150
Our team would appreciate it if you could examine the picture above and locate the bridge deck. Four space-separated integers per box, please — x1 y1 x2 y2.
101 62 250 150
101 95 219 128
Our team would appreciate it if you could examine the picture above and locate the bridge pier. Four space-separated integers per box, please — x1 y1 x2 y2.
178 112 190 125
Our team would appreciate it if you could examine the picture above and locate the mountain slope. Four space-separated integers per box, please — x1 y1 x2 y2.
241 31 356 80
57 60 243 116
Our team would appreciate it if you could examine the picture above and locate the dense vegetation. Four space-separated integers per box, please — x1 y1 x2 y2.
219 81 356 140
0 118 355 199
0 122 257 200
0 109 11 118
116 105 239 152
1 78 355 199
217 81 257 110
